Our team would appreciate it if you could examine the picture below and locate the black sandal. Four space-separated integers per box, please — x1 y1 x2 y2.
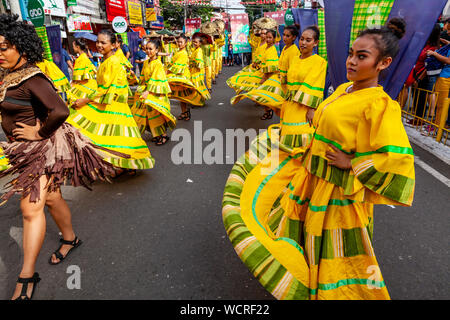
177 110 191 121
260 109 273 120
14 272 41 300
155 135 170 146
49 237 82 265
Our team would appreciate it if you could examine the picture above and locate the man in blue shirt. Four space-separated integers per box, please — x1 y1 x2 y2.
61 45 73 81
135 42 147 75
117 35 130 59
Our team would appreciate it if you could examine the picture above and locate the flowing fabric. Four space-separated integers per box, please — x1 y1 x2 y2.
67 53 98 106
222 82 415 300
66 53 155 169
36 59 71 93
227 44 278 94
131 59 176 137
166 49 205 106
231 44 300 108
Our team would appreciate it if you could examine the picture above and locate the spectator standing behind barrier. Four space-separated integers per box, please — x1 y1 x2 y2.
427 41 450 130
117 34 130 60
405 24 441 126
227 43 233 66
440 17 450 45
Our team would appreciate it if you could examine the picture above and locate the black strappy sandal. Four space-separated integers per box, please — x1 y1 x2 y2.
14 272 41 300
49 237 82 265
260 109 273 120
155 135 170 146
177 110 191 121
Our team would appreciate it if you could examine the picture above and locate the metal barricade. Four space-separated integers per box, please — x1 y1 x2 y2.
398 85 449 145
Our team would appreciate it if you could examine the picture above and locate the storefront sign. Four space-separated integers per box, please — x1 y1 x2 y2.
105 0 127 22
27 0 44 27
230 14 251 54
127 1 143 25
67 14 93 33
112 16 128 33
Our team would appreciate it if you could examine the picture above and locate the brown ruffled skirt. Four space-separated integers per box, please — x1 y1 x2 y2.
0 123 128 204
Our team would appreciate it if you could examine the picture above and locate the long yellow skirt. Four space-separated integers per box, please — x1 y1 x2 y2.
231 74 287 109
167 74 205 107
222 128 389 300
67 79 97 109
67 100 155 169
226 69 263 94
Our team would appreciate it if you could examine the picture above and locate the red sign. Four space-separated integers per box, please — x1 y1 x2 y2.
264 11 286 25
105 0 127 22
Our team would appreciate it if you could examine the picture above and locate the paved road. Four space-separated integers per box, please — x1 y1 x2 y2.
0 66 449 300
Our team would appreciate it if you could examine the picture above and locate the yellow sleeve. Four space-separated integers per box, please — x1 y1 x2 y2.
351 95 415 206
145 60 171 95
72 54 96 81
168 51 188 75
88 57 128 105
290 56 327 109
261 47 279 73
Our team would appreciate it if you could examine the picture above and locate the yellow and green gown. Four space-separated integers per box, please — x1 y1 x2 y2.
67 53 154 169
231 43 300 109
166 48 205 107
36 59 71 95
115 47 138 107
216 35 225 74
131 58 176 137
249 31 261 65
226 42 267 94
227 44 278 94
67 52 97 109
202 43 212 90
278 54 327 150
189 46 211 101
222 82 415 300
211 42 218 79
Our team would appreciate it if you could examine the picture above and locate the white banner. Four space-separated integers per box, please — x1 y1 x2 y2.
42 0 66 17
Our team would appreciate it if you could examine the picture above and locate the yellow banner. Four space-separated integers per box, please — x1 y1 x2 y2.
128 2 143 25
146 8 156 22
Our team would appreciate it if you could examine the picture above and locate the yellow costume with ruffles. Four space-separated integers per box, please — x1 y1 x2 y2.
67 52 97 107
231 44 300 109
202 44 212 89
36 59 71 94
222 82 415 300
67 53 154 169
227 44 278 94
190 46 211 100
166 48 205 106
131 58 176 137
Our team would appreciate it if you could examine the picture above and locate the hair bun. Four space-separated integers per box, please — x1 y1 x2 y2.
386 17 406 39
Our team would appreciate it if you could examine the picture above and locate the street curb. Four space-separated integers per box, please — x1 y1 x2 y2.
404 126 450 166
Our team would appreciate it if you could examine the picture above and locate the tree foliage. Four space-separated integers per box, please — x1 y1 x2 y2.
160 0 214 30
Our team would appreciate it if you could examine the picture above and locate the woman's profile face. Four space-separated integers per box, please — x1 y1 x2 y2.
177 37 186 49
192 38 201 48
0 36 22 70
265 32 275 46
283 29 295 46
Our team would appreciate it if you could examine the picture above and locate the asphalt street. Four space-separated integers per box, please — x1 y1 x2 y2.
0 66 449 300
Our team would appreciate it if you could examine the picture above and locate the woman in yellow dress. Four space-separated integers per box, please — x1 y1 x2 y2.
36 58 71 96
190 34 211 102
222 23 415 300
66 38 97 109
68 29 154 172
201 35 213 91
131 38 175 146
226 29 268 94
166 34 205 121
231 26 301 120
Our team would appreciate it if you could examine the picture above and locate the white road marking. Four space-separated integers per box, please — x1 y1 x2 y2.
9 227 23 249
415 156 450 188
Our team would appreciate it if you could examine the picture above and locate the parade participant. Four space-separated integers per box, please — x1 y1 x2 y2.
226 27 269 93
190 34 211 101
227 28 279 104
0 14 125 300
201 34 213 91
231 25 302 121
131 38 175 146
68 29 155 172
66 38 97 108
222 21 415 300
166 34 205 121
36 58 71 96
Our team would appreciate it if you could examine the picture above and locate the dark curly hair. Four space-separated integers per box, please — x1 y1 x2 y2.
0 14 44 63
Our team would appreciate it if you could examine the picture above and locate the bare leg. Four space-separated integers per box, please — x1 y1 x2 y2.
46 188 78 264
11 175 49 300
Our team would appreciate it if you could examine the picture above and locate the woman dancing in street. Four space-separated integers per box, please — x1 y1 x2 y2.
0 14 126 300
222 21 415 300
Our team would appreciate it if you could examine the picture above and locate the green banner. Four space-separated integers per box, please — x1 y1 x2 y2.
35 26 53 62
27 0 45 28
67 0 77 6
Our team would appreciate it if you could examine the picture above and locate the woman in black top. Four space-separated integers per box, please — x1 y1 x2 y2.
0 14 124 300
